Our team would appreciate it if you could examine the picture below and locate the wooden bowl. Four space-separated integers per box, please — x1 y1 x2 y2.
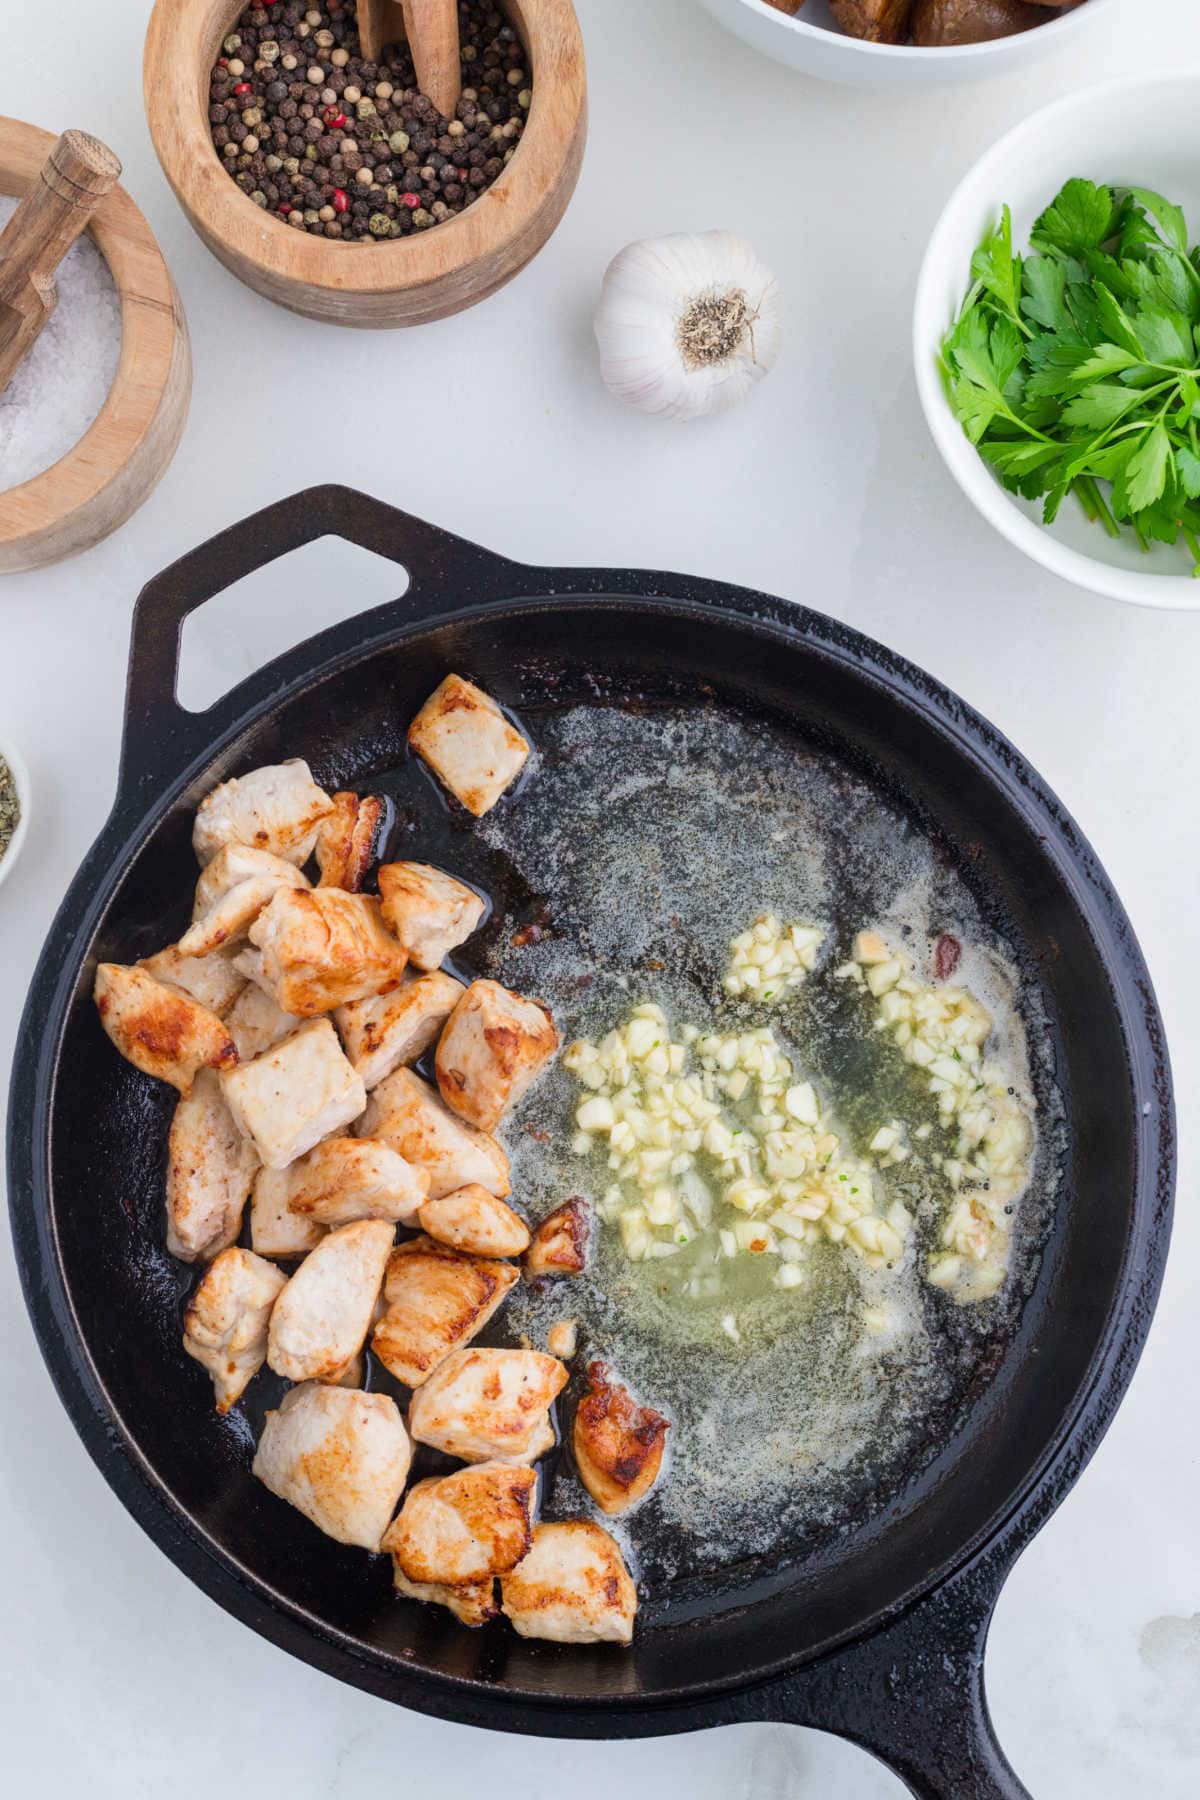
144 0 587 327
0 118 191 574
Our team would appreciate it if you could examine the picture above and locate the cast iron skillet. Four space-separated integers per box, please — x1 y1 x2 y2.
8 487 1174 1799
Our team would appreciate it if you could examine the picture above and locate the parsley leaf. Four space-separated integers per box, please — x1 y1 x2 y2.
941 176 1200 576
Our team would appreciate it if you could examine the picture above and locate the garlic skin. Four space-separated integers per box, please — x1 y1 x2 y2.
593 232 782 423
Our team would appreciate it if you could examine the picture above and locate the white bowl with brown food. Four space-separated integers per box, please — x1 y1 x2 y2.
697 0 1109 86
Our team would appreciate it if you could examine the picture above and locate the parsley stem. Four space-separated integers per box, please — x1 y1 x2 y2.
1074 477 1121 537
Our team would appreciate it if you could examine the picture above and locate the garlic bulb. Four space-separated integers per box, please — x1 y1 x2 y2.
593 231 782 422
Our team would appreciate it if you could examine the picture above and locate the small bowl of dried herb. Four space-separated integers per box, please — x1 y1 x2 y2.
0 738 30 891
915 73 1200 609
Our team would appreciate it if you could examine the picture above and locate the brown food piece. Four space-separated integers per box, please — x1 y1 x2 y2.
408 674 530 817
573 1362 670 1515
372 1235 519 1387
934 933 962 981
391 1567 499 1627
829 0 915 42
525 1197 591 1280
911 0 1044 43
316 792 385 892
761 0 805 11
500 1520 637 1644
248 887 409 1015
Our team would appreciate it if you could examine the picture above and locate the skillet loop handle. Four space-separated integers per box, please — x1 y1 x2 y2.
750 1549 1031 1800
118 484 522 802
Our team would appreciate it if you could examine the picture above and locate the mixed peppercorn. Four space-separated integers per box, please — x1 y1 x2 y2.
207 1 532 240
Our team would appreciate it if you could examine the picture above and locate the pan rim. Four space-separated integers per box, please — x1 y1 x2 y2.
8 579 1175 1720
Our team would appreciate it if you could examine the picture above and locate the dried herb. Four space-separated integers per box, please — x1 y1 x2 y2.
0 756 19 862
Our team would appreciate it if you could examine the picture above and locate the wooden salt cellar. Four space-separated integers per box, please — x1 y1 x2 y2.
143 0 587 327
0 117 191 575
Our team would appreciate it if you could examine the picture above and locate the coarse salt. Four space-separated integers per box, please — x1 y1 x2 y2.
0 195 122 492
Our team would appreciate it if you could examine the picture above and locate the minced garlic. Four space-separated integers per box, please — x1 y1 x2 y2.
837 930 1034 1303
564 1001 911 1286
723 914 824 1003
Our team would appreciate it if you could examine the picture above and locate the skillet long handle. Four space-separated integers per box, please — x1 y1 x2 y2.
736 1547 1031 1800
117 484 524 805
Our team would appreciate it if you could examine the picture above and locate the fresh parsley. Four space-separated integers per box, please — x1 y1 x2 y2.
940 178 1200 573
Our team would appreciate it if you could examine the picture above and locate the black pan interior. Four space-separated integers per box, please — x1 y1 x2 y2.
39 596 1147 1706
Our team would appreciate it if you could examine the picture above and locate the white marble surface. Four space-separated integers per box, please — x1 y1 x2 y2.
2 1 1198 1793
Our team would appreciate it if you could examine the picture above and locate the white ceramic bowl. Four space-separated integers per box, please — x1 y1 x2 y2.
0 736 31 892
696 0 1112 90
915 73 1200 609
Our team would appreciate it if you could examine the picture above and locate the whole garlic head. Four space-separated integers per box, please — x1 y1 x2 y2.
594 231 782 423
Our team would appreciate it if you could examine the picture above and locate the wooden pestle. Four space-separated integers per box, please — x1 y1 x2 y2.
0 130 121 398
358 0 462 119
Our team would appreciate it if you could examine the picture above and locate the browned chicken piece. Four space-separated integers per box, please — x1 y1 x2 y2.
376 862 485 971
408 674 530 818
357 1068 510 1200
193 759 334 867
573 1362 670 1516
336 969 465 1089
182 1246 287 1413
547 1320 578 1360
829 0 914 40
138 943 245 1017
267 1217 395 1382
418 1185 531 1258
525 1197 591 1281
372 1236 519 1387
253 1381 411 1550
221 1018 366 1169
249 1166 326 1258
288 1136 429 1226
166 1069 260 1262
911 0 1043 41
382 1462 536 1584
408 1346 568 1464
500 1521 637 1645
94 963 237 1094
391 1567 499 1627
179 845 311 957
225 982 303 1062
435 980 560 1133
316 791 385 892
248 887 409 1016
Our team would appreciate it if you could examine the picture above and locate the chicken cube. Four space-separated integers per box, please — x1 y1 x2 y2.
435 979 559 1132
382 1462 536 1584
248 887 409 1016
221 1019 366 1170
138 943 245 1017
267 1217 394 1382
376 862 484 972
357 1068 509 1200
500 1521 637 1645
166 1068 260 1262
572 1362 670 1515
179 846 311 957
288 1137 429 1226
193 759 334 867
336 969 465 1089
372 1236 518 1388
94 963 237 1094
418 1185 531 1258
525 1197 591 1281
253 1382 411 1550
182 1246 287 1413
225 982 303 1062
316 791 385 892
408 1347 568 1464
408 674 530 818
391 1568 498 1627
250 1166 326 1258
